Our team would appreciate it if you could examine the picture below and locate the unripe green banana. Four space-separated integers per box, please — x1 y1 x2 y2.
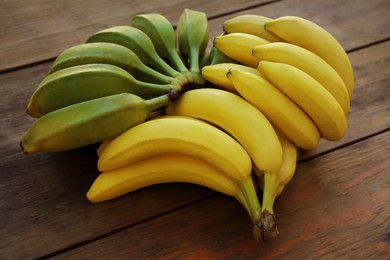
27 63 176 118
176 9 209 83
49 42 173 84
86 26 181 79
130 13 189 73
21 93 170 154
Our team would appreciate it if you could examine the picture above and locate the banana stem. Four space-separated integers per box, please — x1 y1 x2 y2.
257 172 279 242
145 94 170 112
239 177 261 224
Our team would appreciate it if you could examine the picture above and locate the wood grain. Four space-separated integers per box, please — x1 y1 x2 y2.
51 131 390 259
0 0 271 72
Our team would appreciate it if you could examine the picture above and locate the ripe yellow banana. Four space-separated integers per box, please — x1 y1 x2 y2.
49 42 174 84
86 26 182 80
258 61 348 141
227 68 320 150
165 88 283 176
201 63 260 94
130 13 189 74
27 63 176 117
253 127 297 242
98 116 261 223
264 16 354 97
87 153 253 221
223 14 284 42
176 9 209 83
214 32 269 67
21 93 169 154
252 42 350 115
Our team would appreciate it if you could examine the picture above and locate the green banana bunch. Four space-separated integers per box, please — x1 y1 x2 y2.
176 9 209 84
49 42 174 84
21 93 170 154
130 13 189 74
27 63 177 118
86 25 186 84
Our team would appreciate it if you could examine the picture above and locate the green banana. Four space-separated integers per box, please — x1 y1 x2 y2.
49 42 173 84
21 93 170 154
27 63 176 118
86 26 182 80
176 9 209 83
130 13 189 74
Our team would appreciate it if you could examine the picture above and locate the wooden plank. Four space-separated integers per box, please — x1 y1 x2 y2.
1 41 388 159
49 131 390 259
0 147 215 259
208 0 390 51
0 0 271 72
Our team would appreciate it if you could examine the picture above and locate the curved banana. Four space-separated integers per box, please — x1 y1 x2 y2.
226 68 320 150
201 63 260 94
21 93 169 154
86 26 182 80
264 16 354 97
214 32 269 68
98 116 261 222
87 153 253 221
176 9 209 83
258 61 348 141
165 88 283 176
130 13 189 73
49 42 174 84
27 63 175 117
223 14 284 42
252 42 350 115
253 127 297 242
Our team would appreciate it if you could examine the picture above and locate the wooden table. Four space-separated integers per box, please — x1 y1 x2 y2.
1 0 389 259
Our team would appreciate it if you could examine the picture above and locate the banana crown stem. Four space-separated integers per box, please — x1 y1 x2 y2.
145 94 170 112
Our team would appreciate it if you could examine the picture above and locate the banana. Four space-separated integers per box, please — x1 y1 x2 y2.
176 9 209 81
223 14 284 42
209 46 236 65
226 68 320 150
258 61 348 141
165 88 283 176
130 13 189 74
264 16 354 97
97 116 261 223
252 42 350 115
201 63 260 94
253 127 297 242
87 153 252 221
86 26 182 80
27 63 176 117
20 93 170 154
49 42 174 84
214 32 269 67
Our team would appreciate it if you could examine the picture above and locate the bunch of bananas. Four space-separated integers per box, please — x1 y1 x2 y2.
20 10 353 242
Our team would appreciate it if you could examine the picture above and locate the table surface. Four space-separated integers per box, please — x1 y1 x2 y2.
1 0 389 259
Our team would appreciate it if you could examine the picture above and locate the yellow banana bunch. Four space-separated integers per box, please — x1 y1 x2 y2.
20 10 354 243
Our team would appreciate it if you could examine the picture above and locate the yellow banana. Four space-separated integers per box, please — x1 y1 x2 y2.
201 63 261 94
253 127 297 242
252 42 350 115
21 94 169 154
87 153 253 221
214 32 269 67
165 88 283 176
223 14 284 42
98 116 261 223
227 68 320 150
264 16 354 97
258 61 348 141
